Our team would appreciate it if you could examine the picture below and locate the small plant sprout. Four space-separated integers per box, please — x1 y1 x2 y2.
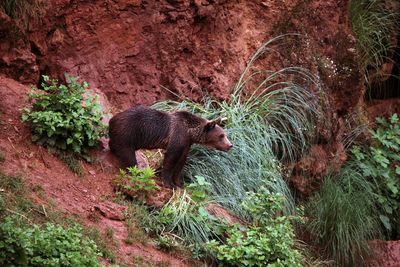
117 166 157 199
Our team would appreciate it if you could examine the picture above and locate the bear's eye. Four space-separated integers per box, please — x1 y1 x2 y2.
219 134 224 140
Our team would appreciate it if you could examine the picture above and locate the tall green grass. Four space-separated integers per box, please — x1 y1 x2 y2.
0 0 46 28
153 189 222 245
306 163 381 266
349 0 399 84
154 35 319 219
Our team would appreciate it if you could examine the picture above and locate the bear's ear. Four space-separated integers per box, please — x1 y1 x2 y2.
204 117 225 131
204 119 218 132
214 117 222 125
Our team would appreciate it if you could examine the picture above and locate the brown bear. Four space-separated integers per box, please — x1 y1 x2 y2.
108 106 233 188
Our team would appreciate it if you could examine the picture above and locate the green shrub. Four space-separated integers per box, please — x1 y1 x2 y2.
120 166 156 193
114 166 156 201
351 113 400 237
306 167 380 266
0 216 103 267
208 188 303 267
22 75 106 155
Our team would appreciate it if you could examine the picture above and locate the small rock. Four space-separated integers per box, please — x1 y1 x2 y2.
93 201 127 221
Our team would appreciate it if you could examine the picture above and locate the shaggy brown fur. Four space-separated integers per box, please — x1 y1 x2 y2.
109 106 232 187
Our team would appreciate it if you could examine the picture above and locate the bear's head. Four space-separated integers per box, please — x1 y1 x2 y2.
202 117 233 152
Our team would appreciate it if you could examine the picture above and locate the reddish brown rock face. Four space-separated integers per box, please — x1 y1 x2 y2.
0 12 39 84
27 0 275 110
3 1 364 113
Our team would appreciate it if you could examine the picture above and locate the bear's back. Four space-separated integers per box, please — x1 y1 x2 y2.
109 106 171 149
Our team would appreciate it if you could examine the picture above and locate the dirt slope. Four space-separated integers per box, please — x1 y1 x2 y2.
0 74 192 266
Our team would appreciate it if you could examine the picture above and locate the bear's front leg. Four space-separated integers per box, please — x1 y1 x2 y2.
162 144 188 188
172 147 190 187
113 146 138 169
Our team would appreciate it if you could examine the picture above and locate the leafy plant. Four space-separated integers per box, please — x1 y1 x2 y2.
351 113 400 237
22 75 106 155
186 175 212 203
208 188 303 267
0 216 103 267
116 166 156 200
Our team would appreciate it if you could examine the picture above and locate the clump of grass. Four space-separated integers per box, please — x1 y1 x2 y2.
142 188 226 260
0 0 46 28
123 201 154 245
306 163 381 266
0 172 32 217
125 219 149 245
57 151 84 176
155 189 223 245
84 227 117 264
349 0 399 85
131 255 169 267
154 35 319 220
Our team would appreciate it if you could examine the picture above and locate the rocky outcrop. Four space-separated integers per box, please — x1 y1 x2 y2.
0 11 39 84
26 0 274 110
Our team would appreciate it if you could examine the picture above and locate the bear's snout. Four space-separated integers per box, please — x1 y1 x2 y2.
221 138 233 152
221 144 233 152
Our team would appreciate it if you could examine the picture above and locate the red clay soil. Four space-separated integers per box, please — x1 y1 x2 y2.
0 75 194 266
367 98 400 121
368 240 400 267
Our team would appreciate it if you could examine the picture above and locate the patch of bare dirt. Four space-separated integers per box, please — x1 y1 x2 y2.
368 240 400 267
